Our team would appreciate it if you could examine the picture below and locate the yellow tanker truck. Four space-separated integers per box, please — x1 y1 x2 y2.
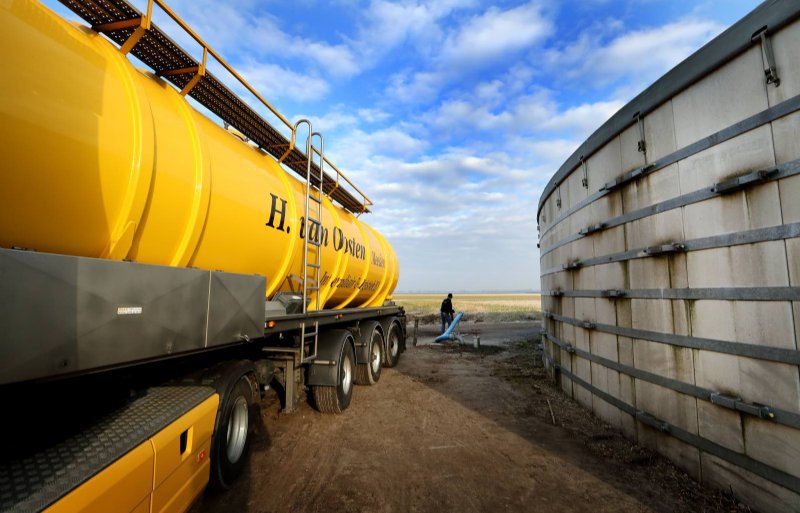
0 0 405 511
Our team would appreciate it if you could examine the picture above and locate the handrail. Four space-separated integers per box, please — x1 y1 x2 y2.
151 0 293 131
148 0 373 210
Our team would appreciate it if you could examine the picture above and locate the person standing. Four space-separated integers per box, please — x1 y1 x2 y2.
440 293 455 334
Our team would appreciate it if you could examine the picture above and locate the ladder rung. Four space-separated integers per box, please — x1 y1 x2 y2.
309 195 322 203
308 239 321 247
308 263 320 269
304 332 317 338
306 286 319 291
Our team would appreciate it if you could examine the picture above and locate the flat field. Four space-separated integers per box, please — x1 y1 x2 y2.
393 293 541 323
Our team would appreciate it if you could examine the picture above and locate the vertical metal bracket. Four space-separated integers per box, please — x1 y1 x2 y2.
119 0 153 55
556 187 562 209
180 47 207 96
635 112 647 156
580 156 589 189
753 28 780 87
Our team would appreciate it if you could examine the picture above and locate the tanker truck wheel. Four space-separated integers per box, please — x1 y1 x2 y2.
313 341 355 413
209 372 256 490
355 325 383 385
383 321 402 368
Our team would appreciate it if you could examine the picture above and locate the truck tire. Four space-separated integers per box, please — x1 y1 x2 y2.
313 341 355 413
355 325 383 385
383 321 402 368
210 373 255 490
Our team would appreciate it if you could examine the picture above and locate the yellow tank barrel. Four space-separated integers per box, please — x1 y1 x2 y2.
0 0 398 309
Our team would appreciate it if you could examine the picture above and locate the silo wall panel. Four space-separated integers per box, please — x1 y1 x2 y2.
565 166 586 209
568 207 591 242
686 242 789 287
574 354 592 408
641 101 678 163
671 46 767 147
746 419 800 478
637 426 701 479
635 378 697 434
790 239 800 284
617 371 637 439
702 454 799 513
572 261 596 291
628 258 672 289
677 127 776 195
767 20 800 104
592 364 622 428
592 224 625 259
592 330 618 362
682 183 781 242
619 124 647 174
692 300 799 412
697 400 744 452
588 146 622 224
624 210 685 252
621 163 680 211
588 137 624 195
779 171 800 222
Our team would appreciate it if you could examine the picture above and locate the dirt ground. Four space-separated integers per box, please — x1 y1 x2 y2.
192 321 747 513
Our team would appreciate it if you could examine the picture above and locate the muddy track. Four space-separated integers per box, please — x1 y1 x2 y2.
192 327 745 513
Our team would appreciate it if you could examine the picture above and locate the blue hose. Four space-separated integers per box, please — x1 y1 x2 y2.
435 311 464 343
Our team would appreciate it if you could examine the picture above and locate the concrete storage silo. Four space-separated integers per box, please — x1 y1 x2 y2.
537 2 800 511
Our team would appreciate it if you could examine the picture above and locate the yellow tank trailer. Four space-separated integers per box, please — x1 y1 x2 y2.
0 0 398 310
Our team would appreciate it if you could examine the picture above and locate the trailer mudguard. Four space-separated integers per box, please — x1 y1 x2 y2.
306 329 354 387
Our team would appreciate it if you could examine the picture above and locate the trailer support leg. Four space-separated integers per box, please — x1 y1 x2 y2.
268 354 304 414
283 357 297 414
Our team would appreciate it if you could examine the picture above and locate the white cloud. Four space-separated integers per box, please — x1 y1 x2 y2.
386 70 447 104
427 84 619 143
297 108 359 132
440 2 552 67
550 18 725 90
250 17 360 77
539 100 624 135
357 108 391 124
382 2 552 104
158 0 361 78
354 0 477 61
240 63 329 102
326 126 429 168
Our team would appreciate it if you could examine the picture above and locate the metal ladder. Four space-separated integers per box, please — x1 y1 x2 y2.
296 120 324 363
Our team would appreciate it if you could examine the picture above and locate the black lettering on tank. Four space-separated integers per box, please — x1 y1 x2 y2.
308 220 320 244
333 227 344 251
266 194 287 232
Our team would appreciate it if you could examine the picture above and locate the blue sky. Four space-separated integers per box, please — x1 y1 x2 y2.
45 0 761 292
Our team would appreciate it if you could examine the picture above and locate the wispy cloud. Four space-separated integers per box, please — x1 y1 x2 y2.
239 63 330 102
545 17 724 95
439 2 552 67
382 2 553 105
